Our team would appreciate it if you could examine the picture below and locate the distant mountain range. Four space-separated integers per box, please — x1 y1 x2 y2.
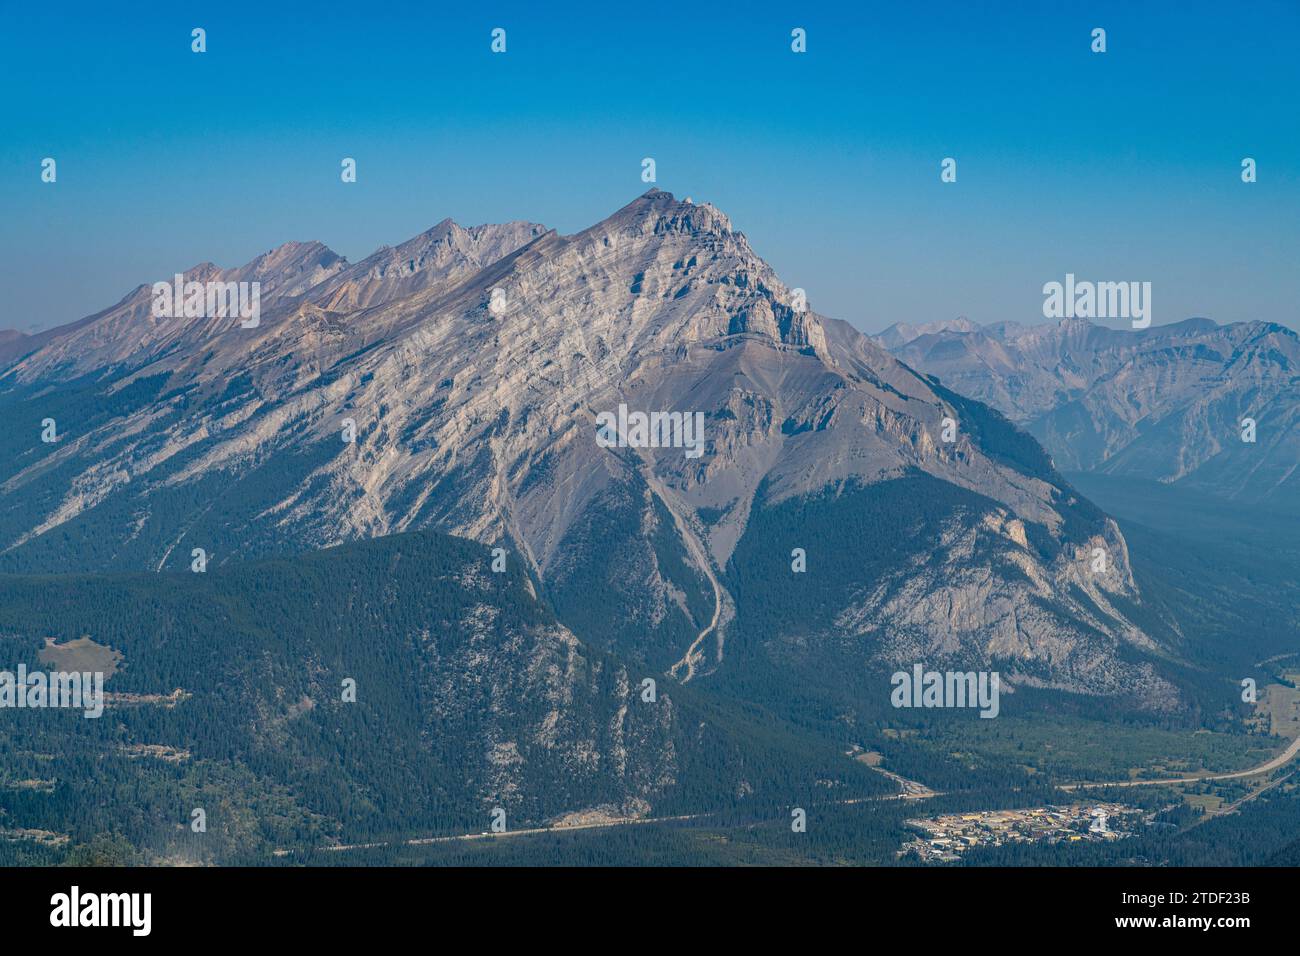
0 192 1214 710
878 316 1300 507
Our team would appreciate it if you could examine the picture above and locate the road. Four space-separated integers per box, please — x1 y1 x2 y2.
301 733 1300 856
1062 732 1300 791
305 771 940 856
317 811 703 853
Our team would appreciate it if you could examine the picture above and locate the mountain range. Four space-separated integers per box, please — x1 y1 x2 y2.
0 190 1183 709
4 190 1297 864
879 316 1300 508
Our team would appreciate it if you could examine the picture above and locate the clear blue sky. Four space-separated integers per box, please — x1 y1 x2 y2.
2 0 1296 334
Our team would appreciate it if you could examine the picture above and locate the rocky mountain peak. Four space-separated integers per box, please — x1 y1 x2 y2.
544 190 821 356
584 189 735 241
303 218 548 314
0 193 1173 702
245 240 345 274
876 316 981 350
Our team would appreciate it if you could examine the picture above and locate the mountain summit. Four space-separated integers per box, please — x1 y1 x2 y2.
0 192 1176 704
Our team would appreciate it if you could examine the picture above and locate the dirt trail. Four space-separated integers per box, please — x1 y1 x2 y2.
578 403 726 684
633 461 725 683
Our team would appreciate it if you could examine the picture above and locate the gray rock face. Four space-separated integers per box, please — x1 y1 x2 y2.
882 317 1300 504
308 219 549 312
0 191 1170 700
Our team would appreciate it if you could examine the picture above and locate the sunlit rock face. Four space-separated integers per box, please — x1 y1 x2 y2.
0 190 1167 700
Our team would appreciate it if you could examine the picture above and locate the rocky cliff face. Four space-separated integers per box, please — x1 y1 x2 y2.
0 191 1173 702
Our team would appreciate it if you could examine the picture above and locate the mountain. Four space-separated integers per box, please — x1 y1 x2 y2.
882 317 1300 507
875 316 980 351
0 329 29 352
0 241 348 374
305 219 548 312
0 191 1185 706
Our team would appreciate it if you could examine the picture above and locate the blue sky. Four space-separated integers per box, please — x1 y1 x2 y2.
2 0 1297 334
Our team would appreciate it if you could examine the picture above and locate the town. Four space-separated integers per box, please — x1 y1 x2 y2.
899 803 1144 862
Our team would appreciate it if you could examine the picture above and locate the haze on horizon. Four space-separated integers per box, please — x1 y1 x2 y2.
1 0 1296 335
